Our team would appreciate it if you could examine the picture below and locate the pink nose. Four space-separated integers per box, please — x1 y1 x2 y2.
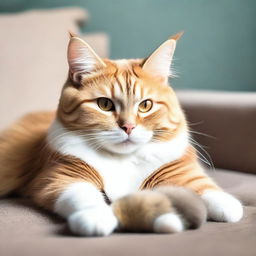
121 123 136 135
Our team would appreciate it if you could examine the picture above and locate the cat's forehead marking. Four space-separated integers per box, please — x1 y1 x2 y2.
112 71 142 103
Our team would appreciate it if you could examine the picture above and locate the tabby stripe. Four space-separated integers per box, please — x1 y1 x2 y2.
194 184 219 195
110 83 116 99
140 85 144 99
131 65 139 78
116 76 124 93
63 99 95 114
183 176 207 186
125 71 130 93
132 81 138 95
156 101 170 111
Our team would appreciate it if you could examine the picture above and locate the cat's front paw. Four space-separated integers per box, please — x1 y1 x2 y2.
201 190 243 223
68 204 118 236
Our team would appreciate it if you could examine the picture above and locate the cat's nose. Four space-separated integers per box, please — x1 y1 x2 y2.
121 123 136 135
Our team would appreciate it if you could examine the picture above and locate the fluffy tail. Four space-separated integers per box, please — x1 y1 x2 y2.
112 186 206 233
0 112 54 196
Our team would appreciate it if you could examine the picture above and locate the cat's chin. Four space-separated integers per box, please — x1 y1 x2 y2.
103 141 141 155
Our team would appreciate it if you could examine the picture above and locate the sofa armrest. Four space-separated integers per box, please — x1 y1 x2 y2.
177 91 256 174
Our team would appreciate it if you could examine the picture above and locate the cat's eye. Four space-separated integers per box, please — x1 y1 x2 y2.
138 99 153 113
97 97 115 111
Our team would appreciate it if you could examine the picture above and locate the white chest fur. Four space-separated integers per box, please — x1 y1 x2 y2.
47 120 189 202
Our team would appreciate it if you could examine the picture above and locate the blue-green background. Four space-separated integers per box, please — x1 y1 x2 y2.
1 0 255 91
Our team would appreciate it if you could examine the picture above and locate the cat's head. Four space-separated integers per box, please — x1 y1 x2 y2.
57 32 187 155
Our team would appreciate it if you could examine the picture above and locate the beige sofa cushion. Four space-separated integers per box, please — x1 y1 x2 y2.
0 8 109 130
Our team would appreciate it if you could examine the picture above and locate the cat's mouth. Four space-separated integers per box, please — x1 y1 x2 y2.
102 137 141 155
116 138 136 146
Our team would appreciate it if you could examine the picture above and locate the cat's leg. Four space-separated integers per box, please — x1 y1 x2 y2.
175 174 243 223
55 182 118 236
179 167 243 223
200 189 243 223
144 148 243 223
24 165 118 236
174 173 242 222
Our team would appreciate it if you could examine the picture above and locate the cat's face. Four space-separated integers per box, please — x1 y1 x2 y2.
57 34 187 154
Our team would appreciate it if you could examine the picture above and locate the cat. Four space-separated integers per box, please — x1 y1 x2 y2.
0 32 243 236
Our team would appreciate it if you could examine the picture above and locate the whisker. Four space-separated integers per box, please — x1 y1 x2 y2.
187 120 204 127
189 130 216 140
189 136 215 171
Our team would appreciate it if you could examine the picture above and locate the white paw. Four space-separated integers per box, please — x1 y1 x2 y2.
153 213 184 233
68 204 118 236
201 190 243 223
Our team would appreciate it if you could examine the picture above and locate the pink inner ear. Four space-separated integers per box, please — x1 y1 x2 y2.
142 39 176 81
68 39 86 74
68 37 106 75
68 44 79 61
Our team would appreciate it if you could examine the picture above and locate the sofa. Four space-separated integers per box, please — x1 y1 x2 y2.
0 8 256 256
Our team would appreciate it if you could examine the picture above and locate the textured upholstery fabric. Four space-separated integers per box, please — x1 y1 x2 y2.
0 8 109 130
177 91 256 175
0 168 255 256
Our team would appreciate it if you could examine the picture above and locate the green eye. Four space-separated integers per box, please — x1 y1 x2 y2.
138 99 153 113
97 97 115 111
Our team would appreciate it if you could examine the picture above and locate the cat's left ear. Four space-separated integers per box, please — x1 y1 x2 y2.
142 32 183 83
67 35 106 81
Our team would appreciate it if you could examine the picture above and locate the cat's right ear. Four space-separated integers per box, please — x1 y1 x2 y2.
67 36 106 82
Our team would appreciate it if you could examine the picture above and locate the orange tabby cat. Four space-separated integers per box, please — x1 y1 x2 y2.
0 33 243 236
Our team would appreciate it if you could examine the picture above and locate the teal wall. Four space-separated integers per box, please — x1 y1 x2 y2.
1 0 255 91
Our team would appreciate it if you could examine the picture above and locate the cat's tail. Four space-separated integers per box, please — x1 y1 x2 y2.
0 111 55 197
112 186 206 233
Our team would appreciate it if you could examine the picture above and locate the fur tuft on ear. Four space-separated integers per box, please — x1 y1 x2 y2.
68 31 78 39
142 32 183 83
67 36 106 82
170 31 184 41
